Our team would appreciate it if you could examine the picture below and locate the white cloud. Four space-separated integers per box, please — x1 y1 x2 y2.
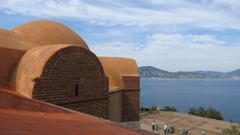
214 0 240 10
90 41 141 58
1 0 239 71
148 34 225 47
92 33 240 72
1 0 240 30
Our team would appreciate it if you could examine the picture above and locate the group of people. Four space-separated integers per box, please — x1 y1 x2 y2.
151 120 168 134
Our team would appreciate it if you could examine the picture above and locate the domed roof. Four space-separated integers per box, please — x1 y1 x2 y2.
0 28 37 50
15 44 96 98
98 57 139 91
11 20 89 49
15 44 73 97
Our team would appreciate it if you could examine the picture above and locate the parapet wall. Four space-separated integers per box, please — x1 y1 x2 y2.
122 76 140 90
121 90 140 122
109 76 140 122
121 76 140 122
0 88 71 113
0 48 25 88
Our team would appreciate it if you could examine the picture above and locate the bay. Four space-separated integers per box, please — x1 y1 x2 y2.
140 78 240 123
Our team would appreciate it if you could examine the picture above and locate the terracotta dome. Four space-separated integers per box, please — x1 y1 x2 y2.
14 44 72 97
0 28 37 50
14 44 104 98
11 20 89 49
98 57 139 91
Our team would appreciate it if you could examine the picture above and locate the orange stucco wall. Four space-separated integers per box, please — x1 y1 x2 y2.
0 48 25 88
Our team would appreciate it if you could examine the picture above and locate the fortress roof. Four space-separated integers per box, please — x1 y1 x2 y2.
14 44 74 98
0 28 38 87
0 28 37 50
0 88 142 135
98 57 139 91
11 20 89 49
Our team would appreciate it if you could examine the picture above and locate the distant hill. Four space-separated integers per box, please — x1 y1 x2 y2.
192 71 226 76
138 66 240 78
138 66 169 73
227 69 240 76
138 66 172 78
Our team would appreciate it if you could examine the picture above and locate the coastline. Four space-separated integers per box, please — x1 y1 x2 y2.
140 78 240 123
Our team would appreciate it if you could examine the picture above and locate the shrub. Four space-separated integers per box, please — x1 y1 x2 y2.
206 107 223 120
188 107 223 120
141 106 158 113
161 106 177 112
148 105 158 112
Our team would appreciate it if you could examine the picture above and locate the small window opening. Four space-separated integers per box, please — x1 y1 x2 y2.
75 84 79 96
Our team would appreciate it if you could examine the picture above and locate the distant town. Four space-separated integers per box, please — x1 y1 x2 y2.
138 66 240 79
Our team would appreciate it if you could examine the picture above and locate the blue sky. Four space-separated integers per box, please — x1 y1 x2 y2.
1 0 240 72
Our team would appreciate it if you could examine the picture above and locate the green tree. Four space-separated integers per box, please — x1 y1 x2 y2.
161 106 177 112
140 106 158 113
197 107 207 117
206 107 223 120
188 108 196 115
149 105 157 112
188 107 223 120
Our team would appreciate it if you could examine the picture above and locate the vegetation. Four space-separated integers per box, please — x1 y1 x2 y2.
222 126 240 135
160 106 177 112
141 106 224 121
188 107 223 120
141 105 158 113
141 106 177 113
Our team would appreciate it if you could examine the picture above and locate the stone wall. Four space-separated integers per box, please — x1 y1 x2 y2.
121 76 140 122
122 76 140 90
33 46 109 119
109 76 140 122
121 90 140 122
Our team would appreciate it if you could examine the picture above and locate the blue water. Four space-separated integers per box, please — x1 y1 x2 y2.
140 78 240 123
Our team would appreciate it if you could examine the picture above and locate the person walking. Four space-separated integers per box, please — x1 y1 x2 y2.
163 124 168 134
151 120 156 131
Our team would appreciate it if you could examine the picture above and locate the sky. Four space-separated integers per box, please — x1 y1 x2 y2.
0 0 240 72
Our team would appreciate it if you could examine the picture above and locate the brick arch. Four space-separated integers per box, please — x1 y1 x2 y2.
42 46 105 77
33 46 109 118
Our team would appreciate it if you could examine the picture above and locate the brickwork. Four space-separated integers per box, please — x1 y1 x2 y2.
122 76 140 122
62 98 108 118
33 46 109 118
122 76 140 90
121 90 140 122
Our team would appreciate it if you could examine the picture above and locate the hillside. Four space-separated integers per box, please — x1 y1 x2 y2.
138 66 172 78
227 69 240 76
138 66 240 78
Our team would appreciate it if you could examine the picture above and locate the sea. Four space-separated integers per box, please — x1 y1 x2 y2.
140 78 240 123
